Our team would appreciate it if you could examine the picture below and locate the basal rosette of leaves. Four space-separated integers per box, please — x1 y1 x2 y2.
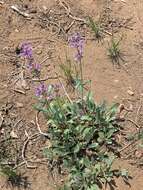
36 92 123 190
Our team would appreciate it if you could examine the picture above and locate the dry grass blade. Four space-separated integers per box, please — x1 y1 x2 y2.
32 76 58 82
11 5 31 19
58 0 86 23
55 72 73 103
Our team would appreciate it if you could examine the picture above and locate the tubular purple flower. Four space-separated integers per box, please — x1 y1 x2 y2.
35 83 47 97
68 32 85 62
68 33 84 49
20 42 33 59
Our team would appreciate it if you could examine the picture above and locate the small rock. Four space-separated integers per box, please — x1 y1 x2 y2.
42 6 47 11
129 104 133 111
15 29 19 33
16 102 24 108
10 130 18 139
0 1 4 5
36 50 42 55
113 95 118 99
135 150 143 158
127 89 134 96
0 128 5 134
29 9 37 14
3 46 9 51
21 79 30 90
118 104 125 113
114 79 119 83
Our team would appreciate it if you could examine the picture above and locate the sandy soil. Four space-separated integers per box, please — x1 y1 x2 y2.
0 0 143 189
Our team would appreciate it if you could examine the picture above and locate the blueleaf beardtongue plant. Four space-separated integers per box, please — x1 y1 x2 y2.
15 34 128 190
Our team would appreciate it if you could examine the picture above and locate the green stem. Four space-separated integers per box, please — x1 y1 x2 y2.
79 59 84 106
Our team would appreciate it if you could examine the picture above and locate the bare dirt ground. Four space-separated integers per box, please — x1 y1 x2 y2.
0 0 143 189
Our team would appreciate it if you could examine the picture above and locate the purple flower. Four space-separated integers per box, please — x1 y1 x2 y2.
68 33 85 62
35 83 47 97
27 62 41 77
69 33 84 48
20 42 33 59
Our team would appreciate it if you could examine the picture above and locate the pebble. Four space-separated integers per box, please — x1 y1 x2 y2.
29 9 37 14
0 1 4 5
36 49 42 55
16 102 24 108
21 79 30 90
113 95 118 99
15 29 19 33
127 89 134 96
10 130 18 139
42 6 47 11
114 79 119 83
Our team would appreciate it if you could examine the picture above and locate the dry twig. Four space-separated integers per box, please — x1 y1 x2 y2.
125 119 141 129
35 112 50 138
135 100 142 123
13 88 26 95
118 140 137 153
11 5 31 19
21 131 40 168
32 76 58 82
58 0 86 23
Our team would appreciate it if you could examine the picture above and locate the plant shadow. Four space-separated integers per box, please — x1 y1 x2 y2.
5 173 31 190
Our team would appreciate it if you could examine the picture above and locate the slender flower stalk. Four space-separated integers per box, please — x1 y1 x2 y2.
79 58 84 104
68 33 85 104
